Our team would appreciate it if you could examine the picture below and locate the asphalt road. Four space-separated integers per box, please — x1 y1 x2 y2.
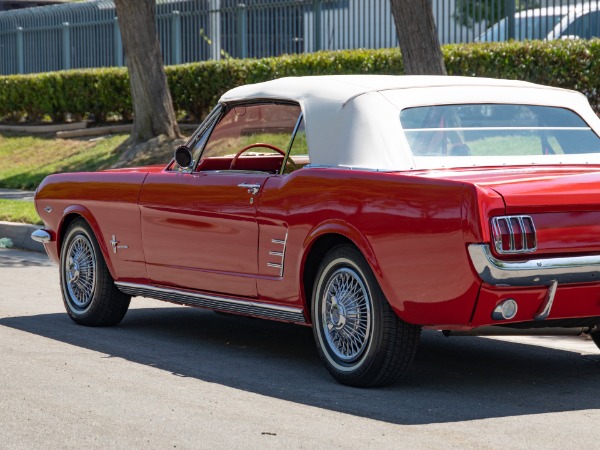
1 247 600 449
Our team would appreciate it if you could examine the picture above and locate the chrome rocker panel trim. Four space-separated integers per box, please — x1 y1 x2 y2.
115 282 306 323
468 243 600 287
31 229 52 244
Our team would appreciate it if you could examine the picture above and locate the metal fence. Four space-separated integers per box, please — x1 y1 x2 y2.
1 0 600 75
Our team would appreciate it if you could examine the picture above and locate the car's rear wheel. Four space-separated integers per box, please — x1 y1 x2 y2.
311 245 421 387
60 219 130 326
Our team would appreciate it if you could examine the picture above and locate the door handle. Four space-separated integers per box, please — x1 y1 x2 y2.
237 183 261 195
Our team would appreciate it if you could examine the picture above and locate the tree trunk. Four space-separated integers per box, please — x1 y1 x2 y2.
390 0 447 75
113 0 181 144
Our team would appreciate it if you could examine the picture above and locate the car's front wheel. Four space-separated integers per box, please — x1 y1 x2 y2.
311 245 420 387
60 219 130 326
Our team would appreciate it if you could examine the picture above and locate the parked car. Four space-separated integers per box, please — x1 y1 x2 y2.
33 75 600 387
478 5 600 41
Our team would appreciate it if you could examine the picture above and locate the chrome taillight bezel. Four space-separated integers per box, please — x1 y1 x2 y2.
491 215 537 254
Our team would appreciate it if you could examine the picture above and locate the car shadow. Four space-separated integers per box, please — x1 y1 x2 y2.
0 249 53 268
1 306 599 425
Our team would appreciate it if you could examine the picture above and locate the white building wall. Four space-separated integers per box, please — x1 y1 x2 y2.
303 0 488 52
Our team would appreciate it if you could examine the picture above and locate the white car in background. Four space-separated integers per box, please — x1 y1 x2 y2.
478 5 600 42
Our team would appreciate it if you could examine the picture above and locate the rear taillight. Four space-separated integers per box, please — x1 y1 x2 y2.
491 216 537 254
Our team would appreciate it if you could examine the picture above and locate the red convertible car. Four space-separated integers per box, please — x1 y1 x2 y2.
33 75 600 387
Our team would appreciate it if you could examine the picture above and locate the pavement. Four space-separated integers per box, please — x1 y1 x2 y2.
1 245 600 448
0 188 43 252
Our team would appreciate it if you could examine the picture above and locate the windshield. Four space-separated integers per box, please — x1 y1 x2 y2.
401 104 600 165
478 14 562 41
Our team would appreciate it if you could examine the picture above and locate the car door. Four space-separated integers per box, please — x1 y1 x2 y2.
138 101 302 298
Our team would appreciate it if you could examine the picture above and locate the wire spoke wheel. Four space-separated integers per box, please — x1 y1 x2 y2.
60 219 130 326
64 235 97 309
321 267 372 362
312 245 421 387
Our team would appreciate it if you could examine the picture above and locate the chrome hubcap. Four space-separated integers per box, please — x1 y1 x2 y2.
321 267 372 362
68 261 80 282
65 235 96 309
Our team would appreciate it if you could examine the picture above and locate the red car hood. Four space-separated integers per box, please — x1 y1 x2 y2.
416 165 600 213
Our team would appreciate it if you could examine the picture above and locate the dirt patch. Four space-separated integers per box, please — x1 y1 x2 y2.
111 134 187 168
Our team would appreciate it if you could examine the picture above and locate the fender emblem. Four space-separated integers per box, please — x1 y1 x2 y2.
110 235 129 254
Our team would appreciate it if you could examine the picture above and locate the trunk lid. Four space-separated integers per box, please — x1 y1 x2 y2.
414 165 600 256
416 165 600 213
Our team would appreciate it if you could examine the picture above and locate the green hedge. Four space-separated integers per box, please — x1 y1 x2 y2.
1 40 600 123
0 68 132 122
166 49 404 119
444 40 600 107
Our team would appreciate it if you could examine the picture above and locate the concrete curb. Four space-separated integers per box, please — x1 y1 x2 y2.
0 121 88 134
0 221 44 252
56 122 199 139
57 124 132 138
0 188 35 201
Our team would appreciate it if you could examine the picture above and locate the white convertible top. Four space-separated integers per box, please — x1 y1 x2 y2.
219 75 599 171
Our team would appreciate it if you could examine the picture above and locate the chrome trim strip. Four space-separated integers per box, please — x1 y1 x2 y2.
534 280 558 321
268 236 287 277
31 229 51 244
407 126 591 132
469 244 600 287
115 282 306 323
280 112 304 175
445 326 590 337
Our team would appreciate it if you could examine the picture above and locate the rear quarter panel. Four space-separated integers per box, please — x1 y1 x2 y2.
35 171 148 283
257 168 487 326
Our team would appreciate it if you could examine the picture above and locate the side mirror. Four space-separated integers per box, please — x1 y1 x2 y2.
174 145 193 168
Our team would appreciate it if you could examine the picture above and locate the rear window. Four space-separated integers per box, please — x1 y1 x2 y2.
400 104 600 159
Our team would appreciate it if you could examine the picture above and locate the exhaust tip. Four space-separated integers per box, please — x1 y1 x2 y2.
492 298 518 320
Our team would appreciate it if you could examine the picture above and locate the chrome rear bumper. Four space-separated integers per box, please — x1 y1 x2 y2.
468 244 600 287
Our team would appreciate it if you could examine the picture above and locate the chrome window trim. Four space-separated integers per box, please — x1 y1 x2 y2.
197 100 302 175
190 104 224 148
280 112 304 175
190 104 225 171
468 243 600 286
167 104 224 172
